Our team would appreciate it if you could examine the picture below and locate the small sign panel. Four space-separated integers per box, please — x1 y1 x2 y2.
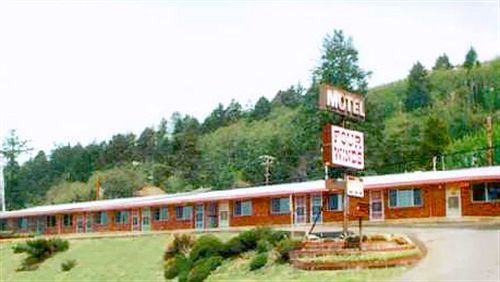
331 125 364 170
319 85 365 121
354 202 369 217
346 176 364 198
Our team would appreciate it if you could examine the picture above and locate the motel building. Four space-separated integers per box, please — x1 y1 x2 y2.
0 166 499 235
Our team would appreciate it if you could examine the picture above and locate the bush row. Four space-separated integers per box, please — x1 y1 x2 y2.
164 227 295 281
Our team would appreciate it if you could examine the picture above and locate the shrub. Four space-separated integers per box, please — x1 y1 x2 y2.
392 236 409 245
268 230 289 245
222 236 245 257
237 229 259 250
275 238 302 263
12 238 69 271
249 253 267 271
164 254 192 280
164 234 195 260
0 231 35 239
256 239 271 254
344 236 361 249
61 259 77 271
189 235 225 262
368 234 388 242
187 256 222 282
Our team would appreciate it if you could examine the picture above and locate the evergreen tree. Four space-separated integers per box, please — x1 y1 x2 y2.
251 97 272 120
272 85 304 108
314 29 370 93
1 130 32 209
405 62 432 111
463 47 479 70
420 115 450 165
433 53 452 70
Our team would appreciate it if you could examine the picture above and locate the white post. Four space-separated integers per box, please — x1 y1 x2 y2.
289 194 294 239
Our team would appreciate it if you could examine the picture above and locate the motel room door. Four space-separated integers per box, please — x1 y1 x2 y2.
446 187 461 217
76 214 85 233
36 217 46 234
218 202 229 228
195 204 205 230
294 196 306 225
310 194 323 224
85 213 92 233
131 210 140 231
206 203 218 229
142 208 151 231
370 191 384 221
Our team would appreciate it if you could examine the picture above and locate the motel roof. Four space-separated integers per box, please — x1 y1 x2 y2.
1 166 499 219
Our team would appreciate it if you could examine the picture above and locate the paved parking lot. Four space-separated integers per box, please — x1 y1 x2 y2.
295 220 500 281
392 226 499 282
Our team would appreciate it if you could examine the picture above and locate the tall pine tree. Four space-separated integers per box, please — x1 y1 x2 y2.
405 62 432 111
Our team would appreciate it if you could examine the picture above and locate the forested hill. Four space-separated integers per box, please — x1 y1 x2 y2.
2 31 499 210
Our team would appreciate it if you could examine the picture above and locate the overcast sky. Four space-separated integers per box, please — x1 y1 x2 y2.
0 0 498 161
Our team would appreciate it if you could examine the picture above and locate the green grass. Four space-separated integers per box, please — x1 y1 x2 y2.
1 233 406 282
1 234 172 282
207 251 406 282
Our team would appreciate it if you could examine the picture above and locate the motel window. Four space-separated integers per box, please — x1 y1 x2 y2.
63 214 72 227
472 182 500 202
18 218 28 229
271 198 290 214
328 194 343 211
115 211 129 224
175 206 193 221
389 189 422 208
234 200 252 216
47 216 57 228
153 207 169 221
94 212 108 225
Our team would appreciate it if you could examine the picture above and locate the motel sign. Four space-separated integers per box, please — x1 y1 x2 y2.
330 125 364 170
319 85 365 121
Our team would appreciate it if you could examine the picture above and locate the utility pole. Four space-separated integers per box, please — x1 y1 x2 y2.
486 116 493 166
259 155 275 185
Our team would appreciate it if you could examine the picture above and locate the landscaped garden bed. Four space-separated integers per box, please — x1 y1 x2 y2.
289 233 423 270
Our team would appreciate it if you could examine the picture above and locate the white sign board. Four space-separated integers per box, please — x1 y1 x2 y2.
346 176 364 198
331 125 364 170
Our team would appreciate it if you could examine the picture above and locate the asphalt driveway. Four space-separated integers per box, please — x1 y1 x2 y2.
366 224 500 282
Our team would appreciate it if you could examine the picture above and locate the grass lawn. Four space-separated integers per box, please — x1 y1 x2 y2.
1 232 407 282
1 234 173 282
207 251 407 282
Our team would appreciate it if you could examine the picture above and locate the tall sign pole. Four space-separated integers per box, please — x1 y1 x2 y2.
319 85 366 237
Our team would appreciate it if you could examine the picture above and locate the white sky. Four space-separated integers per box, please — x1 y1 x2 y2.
0 0 498 161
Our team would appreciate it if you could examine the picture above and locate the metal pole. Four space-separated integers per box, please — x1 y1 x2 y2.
358 217 362 251
290 194 294 239
343 185 348 236
486 116 493 166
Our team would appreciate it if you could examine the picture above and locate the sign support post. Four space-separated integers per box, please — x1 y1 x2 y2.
319 84 366 239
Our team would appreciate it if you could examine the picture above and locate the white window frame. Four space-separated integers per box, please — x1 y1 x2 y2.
471 182 500 203
234 200 252 217
389 188 423 208
327 193 343 211
270 197 290 215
